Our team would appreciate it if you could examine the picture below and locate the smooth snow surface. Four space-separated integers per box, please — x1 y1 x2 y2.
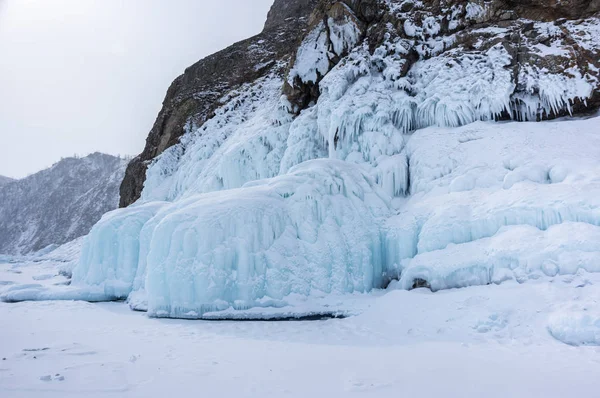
2 259 600 397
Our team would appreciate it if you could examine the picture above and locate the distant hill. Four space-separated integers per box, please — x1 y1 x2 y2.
0 175 14 187
0 153 127 254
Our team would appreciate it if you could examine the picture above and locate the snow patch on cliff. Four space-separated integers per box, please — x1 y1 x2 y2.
142 75 290 202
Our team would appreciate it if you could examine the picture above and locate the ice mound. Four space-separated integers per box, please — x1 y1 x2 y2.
145 159 390 318
548 310 600 346
1 160 391 316
73 202 168 299
383 117 600 289
395 223 600 291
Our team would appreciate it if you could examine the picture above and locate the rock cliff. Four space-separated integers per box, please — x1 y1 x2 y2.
119 0 318 207
120 0 600 207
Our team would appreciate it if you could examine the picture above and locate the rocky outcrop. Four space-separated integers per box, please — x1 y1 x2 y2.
119 0 318 207
0 153 126 254
120 0 600 207
285 0 600 119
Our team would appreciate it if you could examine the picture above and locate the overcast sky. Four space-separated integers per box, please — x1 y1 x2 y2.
0 0 273 178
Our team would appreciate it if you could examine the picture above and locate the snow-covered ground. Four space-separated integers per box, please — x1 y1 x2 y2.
2 3 599 396
1 256 600 397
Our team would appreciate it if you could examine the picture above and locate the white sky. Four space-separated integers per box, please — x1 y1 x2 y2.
0 0 273 178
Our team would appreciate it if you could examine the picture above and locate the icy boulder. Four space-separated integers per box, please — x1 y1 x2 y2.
385 116 600 290
144 159 390 318
548 309 600 346
396 223 600 291
73 202 168 299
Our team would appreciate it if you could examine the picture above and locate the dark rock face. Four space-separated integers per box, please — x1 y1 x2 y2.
119 0 318 207
505 0 600 20
120 0 599 207
0 153 126 254
264 0 318 29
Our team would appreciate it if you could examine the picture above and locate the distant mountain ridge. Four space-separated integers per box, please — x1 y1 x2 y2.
0 153 126 254
0 176 14 187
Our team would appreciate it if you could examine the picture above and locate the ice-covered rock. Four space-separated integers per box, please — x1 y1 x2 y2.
74 202 168 300
119 0 319 206
5 1 600 317
145 160 389 317
384 117 600 286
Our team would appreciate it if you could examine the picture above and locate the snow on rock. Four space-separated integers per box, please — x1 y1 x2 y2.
141 75 290 203
288 3 361 87
288 21 332 85
0 175 14 187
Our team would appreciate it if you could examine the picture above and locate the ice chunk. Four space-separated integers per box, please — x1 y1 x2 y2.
1 284 112 303
72 202 167 299
548 310 600 346
394 223 600 291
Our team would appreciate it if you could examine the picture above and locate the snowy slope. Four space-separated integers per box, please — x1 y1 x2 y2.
0 153 126 255
0 175 14 187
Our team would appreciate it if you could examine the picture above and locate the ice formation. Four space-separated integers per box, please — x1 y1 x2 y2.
548 310 600 346
3 1 600 318
144 160 389 318
141 75 291 203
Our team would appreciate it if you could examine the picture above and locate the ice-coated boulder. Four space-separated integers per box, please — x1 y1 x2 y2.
144 160 390 317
